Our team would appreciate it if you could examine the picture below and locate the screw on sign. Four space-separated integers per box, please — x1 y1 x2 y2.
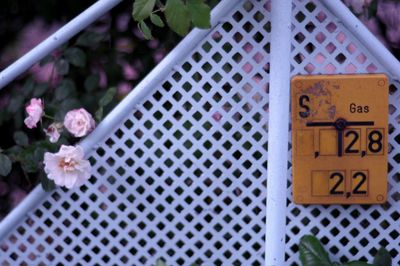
291 74 388 204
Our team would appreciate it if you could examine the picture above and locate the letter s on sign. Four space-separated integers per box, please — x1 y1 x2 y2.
299 95 310 118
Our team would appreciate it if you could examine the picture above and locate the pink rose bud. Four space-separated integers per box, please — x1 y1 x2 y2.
24 98 44 129
153 50 166 63
122 62 139 80
117 82 132 98
64 108 96 137
386 28 400 49
359 15 390 48
377 0 400 29
98 68 108 89
44 122 63 143
343 0 370 14
116 13 130 32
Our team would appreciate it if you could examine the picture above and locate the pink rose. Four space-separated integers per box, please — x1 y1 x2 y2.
44 122 63 143
24 98 44 129
359 15 390 48
377 0 400 48
64 108 95 137
343 0 372 14
30 62 61 87
153 50 166 63
122 62 139 80
116 13 130 32
98 69 108 88
117 82 132 98
91 66 108 89
9 188 27 208
44 145 91 189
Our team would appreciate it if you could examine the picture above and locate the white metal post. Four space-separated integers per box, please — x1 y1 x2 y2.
265 0 292 265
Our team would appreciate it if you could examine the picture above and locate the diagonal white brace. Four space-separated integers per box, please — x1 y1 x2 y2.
0 0 123 90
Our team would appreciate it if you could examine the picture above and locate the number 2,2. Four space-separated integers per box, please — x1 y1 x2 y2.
329 171 368 197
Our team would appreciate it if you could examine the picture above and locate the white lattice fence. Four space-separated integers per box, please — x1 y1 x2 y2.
286 0 400 265
0 0 399 265
0 1 270 265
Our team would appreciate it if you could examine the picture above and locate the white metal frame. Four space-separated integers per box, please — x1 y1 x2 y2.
0 0 400 265
265 0 292 264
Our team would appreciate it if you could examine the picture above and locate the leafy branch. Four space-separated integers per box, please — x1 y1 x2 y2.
300 235 392 266
132 0 211 39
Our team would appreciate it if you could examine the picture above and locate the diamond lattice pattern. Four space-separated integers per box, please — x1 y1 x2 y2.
0 1 270 265
1 0 399 265
286 0 400 265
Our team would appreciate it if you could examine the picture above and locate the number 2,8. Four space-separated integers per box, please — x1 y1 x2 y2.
344 129 384 155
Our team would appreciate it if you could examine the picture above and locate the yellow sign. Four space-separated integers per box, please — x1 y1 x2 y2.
291 74 388 204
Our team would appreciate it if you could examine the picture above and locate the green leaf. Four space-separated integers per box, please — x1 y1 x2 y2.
132 0 156 21
13 131 29 147
7 95 24 114
150 14 165 27
55 58 70 75
0 154 12 176
299 235 332 266
340 262 373 266
6 145 23 162
64 47 86 67
13 110 24 130
155 259 166 266
34 147 46 164
19 141 57 173
76 31 105 47
39 54 54 67
84 74 100 92
368 0 378 18
55 79 76 101
99 87 117 107
138 20 153 40
165 0 191 36
373 247 392 266
187 0 211 29
33 83 48 97
95 107 103 122
40 171 56 192
20 150 38 173
22 78 35 97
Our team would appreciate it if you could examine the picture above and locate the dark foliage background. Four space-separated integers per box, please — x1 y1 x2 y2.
0 0 182 218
